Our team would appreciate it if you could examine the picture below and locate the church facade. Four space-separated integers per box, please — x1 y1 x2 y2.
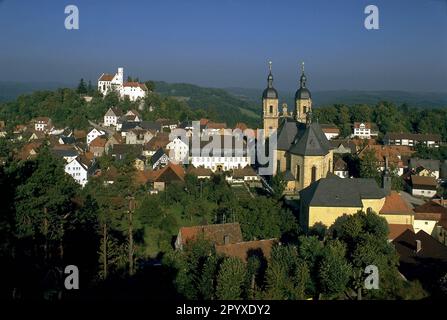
262 62 334 193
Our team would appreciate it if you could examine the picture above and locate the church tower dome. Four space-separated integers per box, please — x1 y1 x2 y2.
262 61 279 138
294 62 312 123
262 62 278 99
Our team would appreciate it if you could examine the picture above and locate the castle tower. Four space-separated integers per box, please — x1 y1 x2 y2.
294 62 312 123
117 67 124 85
262 61 279 139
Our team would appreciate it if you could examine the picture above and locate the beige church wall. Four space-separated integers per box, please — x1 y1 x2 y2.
308 206 362 227
295 98 312 122
308 198 387 228
263 98 279 116
361 198 386 214
380 213 414 225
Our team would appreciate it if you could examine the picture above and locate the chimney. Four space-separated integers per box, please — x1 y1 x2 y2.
224 235 230 245
415 240 422 253
382 156 391 195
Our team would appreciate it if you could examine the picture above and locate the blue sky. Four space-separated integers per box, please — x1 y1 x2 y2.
0 0 446 92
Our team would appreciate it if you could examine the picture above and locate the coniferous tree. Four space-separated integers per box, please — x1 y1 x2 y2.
216 257 247 300
76 78 87 94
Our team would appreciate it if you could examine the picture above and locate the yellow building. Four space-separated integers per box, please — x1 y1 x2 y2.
299 177 386 230
262 62 333 193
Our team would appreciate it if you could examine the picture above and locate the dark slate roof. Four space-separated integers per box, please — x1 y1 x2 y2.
289 123 331 156
262 87 278 99
276 118 305 151
140 121 162 132
300 178 385 208
150 148 168 165
409 158 440 172
120 121 142 132
392 229 447 289
52 148 79 158
60 136 76 144
295 87 311 100
112 144 143 156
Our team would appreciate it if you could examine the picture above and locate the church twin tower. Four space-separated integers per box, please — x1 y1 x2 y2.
262 61 312 138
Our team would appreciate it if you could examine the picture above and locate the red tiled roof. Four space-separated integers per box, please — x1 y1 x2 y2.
123 82 148 91
380 191 413 215
99 74 114 81
90 136 107 148
179 223 243 247
411 175 437 187
354 122 372 129
388 224 414 240
215 239 278 262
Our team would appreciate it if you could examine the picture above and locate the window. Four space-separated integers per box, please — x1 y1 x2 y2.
277 160 281 172
296 165 300 182
269 105 273 114
311 166 317 183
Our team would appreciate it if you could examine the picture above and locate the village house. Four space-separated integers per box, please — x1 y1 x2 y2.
329 139 357 155
384 132 442 148
379 190 415 239
121 82 148 101
215 239 278 262
51 146 79 163
226 166 260 185
392 229 447 293
143 132 170 157
333 158 349 178
134 156 146 171
203 122 227 136
89 136 107 157
124 109 142 122
111 144 143 161
175 223 243 251
166 136 189 164
413 201 447 245
358 145 414 175
178 120 195 137
104 133 124 154
352 122 377 139
16 141 42 161
150 148 170 170
33 117 53 132
126 128 153 145
58 135 76 145
64 155 96 187
409 175 438 198
136 162 185 193
408 158 441 179
103 107 123 127
189 135 251 172
87 128 106 145
156 118 178 130
320 124 340 140
185 166 213 179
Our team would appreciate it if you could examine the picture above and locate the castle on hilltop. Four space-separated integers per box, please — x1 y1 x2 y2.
98 67 148 101
262 61 334 193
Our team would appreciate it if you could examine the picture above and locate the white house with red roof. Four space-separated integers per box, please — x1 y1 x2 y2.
98 67 148 101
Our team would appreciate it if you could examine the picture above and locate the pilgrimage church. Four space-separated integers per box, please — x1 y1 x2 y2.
262 62 334 193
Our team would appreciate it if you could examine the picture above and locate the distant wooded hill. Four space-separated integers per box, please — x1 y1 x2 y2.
225 87 447 109
1 81 446 129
